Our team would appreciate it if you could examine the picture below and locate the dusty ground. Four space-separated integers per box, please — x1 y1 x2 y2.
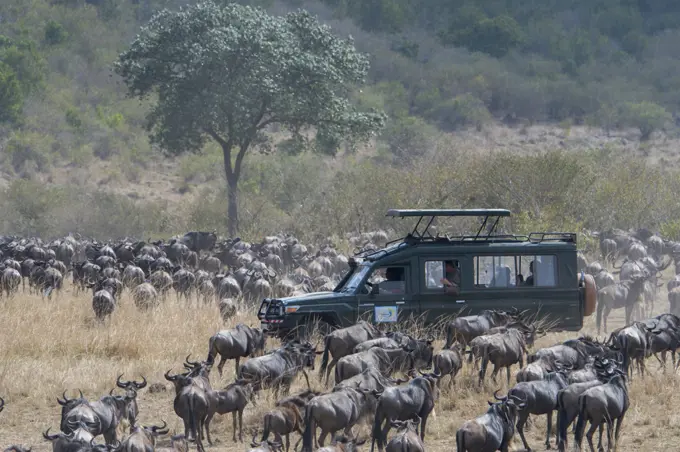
0 279 677 452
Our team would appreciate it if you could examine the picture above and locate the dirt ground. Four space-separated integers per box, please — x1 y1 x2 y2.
0 281 677 452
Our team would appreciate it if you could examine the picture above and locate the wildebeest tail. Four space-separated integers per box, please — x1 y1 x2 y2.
444 323 455 349
573 394 588 448
207 335 218 363
319 334 332 379
301 404 316 452
261 412 272 442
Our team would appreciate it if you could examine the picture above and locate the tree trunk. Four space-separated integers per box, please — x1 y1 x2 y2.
227 173 238 237
222 144 239 237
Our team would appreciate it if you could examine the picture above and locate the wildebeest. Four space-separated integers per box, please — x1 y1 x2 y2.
385 417 424 452
597 273 649 334
132 282 159 311
445 309 519 348
164 359 214 452
61 389 135 444
1 267 21 297
370 372 440 452
507 371 569 450
115 375 147 430
182 231 217 254
607 322 652 377
573 367 629 452
319 321 384 385
334 345 423 385
260 396 306 452
207 324 267 376
0 396 4 413
555 357 620 452
218 298 237 322
301 386 377 452
237 341 318 396
432 344 463 389
204 381 254 444
455 390 525 452
469 327 530 385
89 277 118 322
119 421 169 452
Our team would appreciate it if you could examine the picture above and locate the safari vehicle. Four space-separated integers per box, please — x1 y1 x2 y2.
258 209 593 338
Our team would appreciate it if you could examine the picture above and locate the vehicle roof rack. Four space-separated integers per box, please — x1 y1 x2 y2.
386 208 512 240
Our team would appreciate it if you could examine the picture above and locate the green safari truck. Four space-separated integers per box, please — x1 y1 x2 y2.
257 209 589 338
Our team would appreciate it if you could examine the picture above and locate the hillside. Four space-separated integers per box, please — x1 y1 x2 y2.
1 0 680 240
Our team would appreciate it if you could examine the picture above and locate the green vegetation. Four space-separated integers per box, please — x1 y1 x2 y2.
0 0 680 241
114 2 385 235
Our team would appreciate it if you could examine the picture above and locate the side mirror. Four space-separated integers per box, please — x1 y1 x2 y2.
371 283 380 295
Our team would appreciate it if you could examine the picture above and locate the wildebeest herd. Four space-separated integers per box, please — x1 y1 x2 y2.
2 226 680 452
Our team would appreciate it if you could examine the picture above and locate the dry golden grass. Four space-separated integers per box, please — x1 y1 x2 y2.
0 282 678 451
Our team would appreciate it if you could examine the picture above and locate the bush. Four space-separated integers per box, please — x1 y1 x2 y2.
619 101 672 140
430 94 492 131
380 115 437 160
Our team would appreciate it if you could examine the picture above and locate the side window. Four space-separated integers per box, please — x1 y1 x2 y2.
424 260 462 290
520 255 557 287
474 256 517 288
425 261 444 289
366 266 408 294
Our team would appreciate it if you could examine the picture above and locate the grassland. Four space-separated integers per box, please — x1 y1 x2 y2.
1 273 679 452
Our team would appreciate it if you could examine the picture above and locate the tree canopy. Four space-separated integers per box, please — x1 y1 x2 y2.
115 1 386 235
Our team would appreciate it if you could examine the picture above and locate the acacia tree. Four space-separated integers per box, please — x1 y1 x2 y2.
114 2 386 235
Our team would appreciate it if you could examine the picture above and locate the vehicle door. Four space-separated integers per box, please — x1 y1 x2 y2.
356 263 415 325
417 256 470 323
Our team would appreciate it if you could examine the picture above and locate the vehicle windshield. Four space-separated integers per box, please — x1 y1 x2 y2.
336 264 372 293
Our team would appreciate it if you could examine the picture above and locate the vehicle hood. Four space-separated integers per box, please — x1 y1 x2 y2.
278 291 350 304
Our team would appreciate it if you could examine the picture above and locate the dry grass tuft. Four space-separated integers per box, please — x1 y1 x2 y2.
0 283 676 451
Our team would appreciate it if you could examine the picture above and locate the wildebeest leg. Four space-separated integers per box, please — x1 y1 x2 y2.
613 413 626 452
624 304 633 327
301 369 311 390
204 412 214 445
490 364 499 383
238 409 244 442
231 356 240 378
283 433 289 452
232 411 238 442
506 366 511 386
603 421 611 452
318 430 330 447
585 422 598 452
419 413 429 441
546 410 553 449
380 422 392 451
516 411 531 451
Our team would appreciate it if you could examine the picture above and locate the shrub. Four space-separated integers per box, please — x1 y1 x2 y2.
44 20 68 45
380 115 437 160
430 93 492 131
619 101 672 140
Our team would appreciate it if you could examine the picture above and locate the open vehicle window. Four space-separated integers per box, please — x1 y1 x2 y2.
425 261 444 289
367 266 407 295
474 255 557 288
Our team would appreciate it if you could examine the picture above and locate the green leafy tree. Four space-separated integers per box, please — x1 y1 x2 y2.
0 62 22 123
115 2 386 235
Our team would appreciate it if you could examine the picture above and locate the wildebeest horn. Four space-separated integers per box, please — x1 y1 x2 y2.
185 354 199 367
43 428 62 441
57 391 69 406
164 369 178 381
151 420 169 434
116 374 130 388
493 389 508 401
133 376 147 389
109 388 115 396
